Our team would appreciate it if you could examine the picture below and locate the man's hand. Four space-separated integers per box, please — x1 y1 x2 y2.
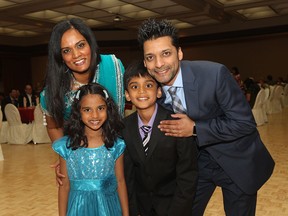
50 159 65 186
158 113 195 137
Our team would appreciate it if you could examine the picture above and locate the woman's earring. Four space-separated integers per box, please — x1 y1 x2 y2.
64 64 70 73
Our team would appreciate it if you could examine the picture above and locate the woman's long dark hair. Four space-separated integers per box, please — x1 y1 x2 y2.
64 83 124 150
44 18 100 127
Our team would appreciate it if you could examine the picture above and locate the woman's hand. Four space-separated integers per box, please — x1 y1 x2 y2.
50 159 65 186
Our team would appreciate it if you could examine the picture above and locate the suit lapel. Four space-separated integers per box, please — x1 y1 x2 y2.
145 106 167 159
181 61 199 117
128 113 147 162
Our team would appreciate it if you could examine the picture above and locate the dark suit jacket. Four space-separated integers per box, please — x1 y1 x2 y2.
159 60 274 195
123 105 198 216
18 93 37 107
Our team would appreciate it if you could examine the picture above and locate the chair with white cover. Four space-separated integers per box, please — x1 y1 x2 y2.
281 84 288 108
4 104 32 144
252 89 266 126
262 87 270 123
0 108 4 160
32 104 51 144
266 85 284 114
0 107 8 144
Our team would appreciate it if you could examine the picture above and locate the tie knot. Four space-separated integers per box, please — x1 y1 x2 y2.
168 86 177 95
141 125 151 134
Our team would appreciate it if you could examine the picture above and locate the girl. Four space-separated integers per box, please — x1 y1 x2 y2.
52 83 129 216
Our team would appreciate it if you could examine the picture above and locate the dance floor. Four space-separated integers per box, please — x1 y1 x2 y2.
0 108 287 215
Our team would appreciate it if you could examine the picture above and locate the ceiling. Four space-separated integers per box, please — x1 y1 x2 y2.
0 0 288 47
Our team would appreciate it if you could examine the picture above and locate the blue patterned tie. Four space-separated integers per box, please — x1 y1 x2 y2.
140 125 151 156
168 86 186 113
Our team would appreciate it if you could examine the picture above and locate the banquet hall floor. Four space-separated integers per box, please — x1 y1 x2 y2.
0 108 287 216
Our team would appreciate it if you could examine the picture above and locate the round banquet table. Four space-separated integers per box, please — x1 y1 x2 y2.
18 107 35 123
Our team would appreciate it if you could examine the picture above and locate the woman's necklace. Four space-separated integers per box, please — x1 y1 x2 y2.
71 75 88 89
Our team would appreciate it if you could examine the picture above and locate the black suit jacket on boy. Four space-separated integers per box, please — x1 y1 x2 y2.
123 105 198 216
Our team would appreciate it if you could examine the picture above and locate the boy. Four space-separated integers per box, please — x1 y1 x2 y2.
122 60 198 216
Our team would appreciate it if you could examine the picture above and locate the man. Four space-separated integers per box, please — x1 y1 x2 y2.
18 84 37 107
1 89 19 121
137 18 275 216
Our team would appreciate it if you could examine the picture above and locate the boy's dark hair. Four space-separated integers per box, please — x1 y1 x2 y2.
64 83 123 150
124 60 158 90
137 18 179 50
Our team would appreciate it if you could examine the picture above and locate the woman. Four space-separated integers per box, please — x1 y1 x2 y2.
40 18 125 142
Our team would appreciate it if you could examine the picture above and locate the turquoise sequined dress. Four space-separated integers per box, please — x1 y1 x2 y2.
52 136 125 216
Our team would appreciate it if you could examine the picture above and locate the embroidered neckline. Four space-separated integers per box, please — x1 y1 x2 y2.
71 75 87 89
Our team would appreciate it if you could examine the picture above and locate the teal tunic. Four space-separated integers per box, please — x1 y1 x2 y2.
40 54 125 120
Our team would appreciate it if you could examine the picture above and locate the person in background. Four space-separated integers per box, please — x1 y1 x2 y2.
137 18 275 216
122 60 198 216
40 18 125 143
2 89 19 107
1 89 19 121
231 66 246 93
0 92 6 120
18 84 37 107
34 82 43 97
52 83 128 216
0 92 5 104
266 74 275 86
244 77 261 108
257 78 269 89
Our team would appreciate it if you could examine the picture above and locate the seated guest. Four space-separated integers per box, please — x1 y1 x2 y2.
244 77 261 108
3 89 19 107
0 92 5 107
18 84 37 107
1 89 19 120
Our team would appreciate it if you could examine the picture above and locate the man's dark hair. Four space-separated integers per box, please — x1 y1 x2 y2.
137 18 179 50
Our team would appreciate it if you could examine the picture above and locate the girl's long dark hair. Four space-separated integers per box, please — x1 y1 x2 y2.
64 83 124 150
44 18 100 127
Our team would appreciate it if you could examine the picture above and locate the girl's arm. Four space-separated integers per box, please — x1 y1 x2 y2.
58 156 70 216
115 154 129 216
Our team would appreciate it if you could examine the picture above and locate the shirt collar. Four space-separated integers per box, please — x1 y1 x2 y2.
162 67 183 92
137 103 158 129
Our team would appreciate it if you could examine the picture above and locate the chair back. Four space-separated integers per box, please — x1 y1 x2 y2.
4 104 21 126
0 108 8 144
0 109 4 160
33 104 44 124
252 89 265 110
282 84 288 107
4 104 32 144
273 85 284 100
264 88 270 102
32 104 51 144
0 107 2 129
